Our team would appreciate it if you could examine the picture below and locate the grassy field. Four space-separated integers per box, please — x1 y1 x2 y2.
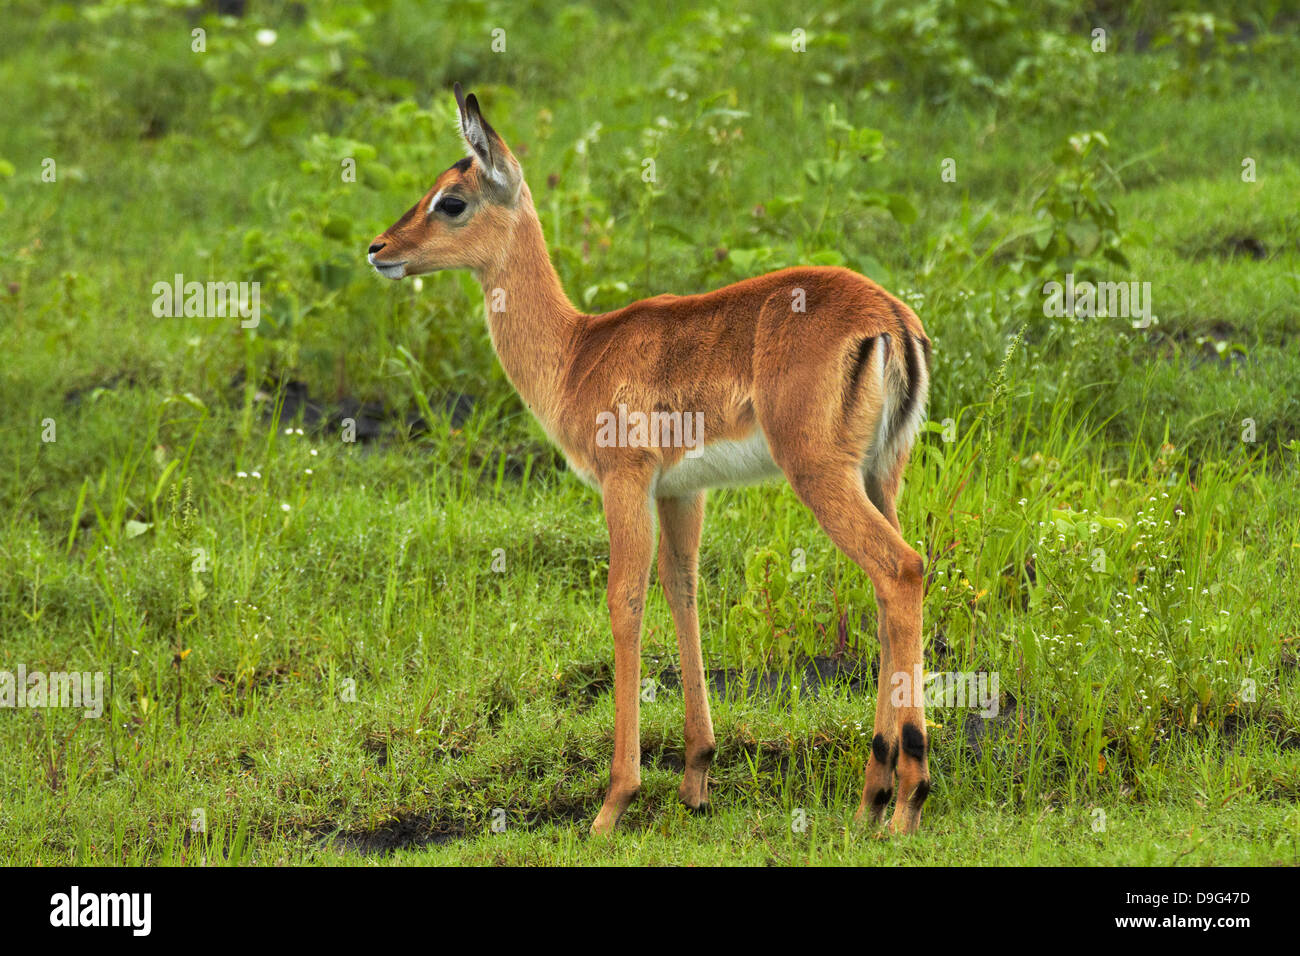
1 0 1297 866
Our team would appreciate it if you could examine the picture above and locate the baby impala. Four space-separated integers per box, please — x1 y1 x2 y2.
368 85 933 835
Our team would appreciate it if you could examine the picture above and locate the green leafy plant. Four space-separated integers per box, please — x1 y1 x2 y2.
1153 12 1243 97
1020 131 1131 279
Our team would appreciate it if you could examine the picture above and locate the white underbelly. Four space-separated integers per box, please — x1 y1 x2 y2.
653 430 782 498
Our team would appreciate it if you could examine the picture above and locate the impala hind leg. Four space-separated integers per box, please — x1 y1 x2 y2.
657 493 715 811
591 473 655 836
858 613 897 827
784 462 930 834
857 465 903 825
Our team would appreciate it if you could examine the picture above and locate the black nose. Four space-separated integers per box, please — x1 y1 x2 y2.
368 242 386 255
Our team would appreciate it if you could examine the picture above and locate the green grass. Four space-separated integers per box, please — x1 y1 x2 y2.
1 0 1297 866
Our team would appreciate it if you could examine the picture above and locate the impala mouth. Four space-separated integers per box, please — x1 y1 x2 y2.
367 253 407 280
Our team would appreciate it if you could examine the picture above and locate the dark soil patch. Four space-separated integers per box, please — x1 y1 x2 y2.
235 376 549 480
559 655 878 716
482 673 519 729
1150 324 1249 369
1221 709 1300 752
1187 234 1271 262
656 654 877 701
362 733 389 769
62 371 142 406
554 659 613 711
208 663 296 717
322 801 592 855
327 814 468 854
229 372 475 445
210 663 293 691
961 698 1038 760
560 655 878 710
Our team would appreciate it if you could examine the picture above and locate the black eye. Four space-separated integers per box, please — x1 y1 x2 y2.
435 195 467 217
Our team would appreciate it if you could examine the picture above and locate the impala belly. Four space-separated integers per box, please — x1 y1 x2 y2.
653 429 781 498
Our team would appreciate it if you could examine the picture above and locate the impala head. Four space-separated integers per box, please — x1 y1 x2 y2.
367 83 524 280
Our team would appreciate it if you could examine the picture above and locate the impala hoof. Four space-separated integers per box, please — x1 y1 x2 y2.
677 775 711 812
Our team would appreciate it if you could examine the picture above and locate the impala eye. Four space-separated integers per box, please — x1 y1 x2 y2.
435 195 467 217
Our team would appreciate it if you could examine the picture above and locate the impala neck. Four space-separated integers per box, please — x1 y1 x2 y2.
474 182 581 426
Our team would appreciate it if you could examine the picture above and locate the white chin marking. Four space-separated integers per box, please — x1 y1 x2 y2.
375 263 405 280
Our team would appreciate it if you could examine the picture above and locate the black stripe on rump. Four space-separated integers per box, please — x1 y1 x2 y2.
843 336 877 413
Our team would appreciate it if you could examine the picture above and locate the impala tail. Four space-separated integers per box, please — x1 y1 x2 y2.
863 304 931 479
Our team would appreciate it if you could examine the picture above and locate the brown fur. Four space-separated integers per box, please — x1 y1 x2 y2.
369 86 933 835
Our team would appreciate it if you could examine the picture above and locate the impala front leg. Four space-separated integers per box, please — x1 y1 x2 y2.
657 492 714 811
590 471 655 836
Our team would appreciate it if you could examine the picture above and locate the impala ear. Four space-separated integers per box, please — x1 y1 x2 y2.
453 82 520 199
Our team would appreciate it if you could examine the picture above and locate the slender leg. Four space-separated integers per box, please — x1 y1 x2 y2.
858 465 903 824
783 460 930 834
657 493 715 810
590 473 655 836
858 611 897 825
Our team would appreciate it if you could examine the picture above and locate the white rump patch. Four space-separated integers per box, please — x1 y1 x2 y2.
863 333 928 478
